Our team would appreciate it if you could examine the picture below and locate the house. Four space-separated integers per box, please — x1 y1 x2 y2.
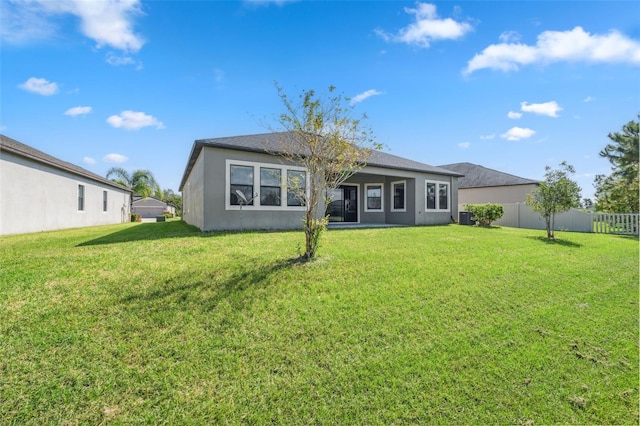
132 196 176 218
1 134 132 236
438 162 539 205
179 132 462 231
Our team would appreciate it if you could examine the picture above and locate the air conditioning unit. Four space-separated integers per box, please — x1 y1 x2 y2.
459 211 475 226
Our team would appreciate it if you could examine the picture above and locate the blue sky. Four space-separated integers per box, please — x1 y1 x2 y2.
2 1 639 199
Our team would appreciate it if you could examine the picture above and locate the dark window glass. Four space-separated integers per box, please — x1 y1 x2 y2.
367 185 382 210
287 170 306 206
103 191 108 212
260 167 281 206
439 183 448 210
78 185 85 211
393 182 405 210
426 182 436 209
230 165 254 205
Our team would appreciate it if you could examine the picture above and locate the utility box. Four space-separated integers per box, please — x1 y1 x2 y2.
156 215 166 222
459 211 475 226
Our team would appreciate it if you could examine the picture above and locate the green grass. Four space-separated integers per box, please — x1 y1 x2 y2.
1 221 638 424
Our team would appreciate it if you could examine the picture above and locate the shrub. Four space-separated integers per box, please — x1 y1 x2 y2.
466 204 504 227
163 211 174 218
131 214 141 222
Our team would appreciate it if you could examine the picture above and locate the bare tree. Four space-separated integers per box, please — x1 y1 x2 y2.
269 83 381 260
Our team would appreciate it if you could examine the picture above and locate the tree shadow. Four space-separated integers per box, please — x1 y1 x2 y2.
77 221 201 246
77 221 304 246
525 236 583 248
118 256 302 313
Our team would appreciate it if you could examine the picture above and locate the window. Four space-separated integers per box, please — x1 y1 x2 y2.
78 185 85 211
426 182 436 209
103 191 108 212
226 160 306 210
230 165 254 205
287 170 306 207
365 183 383 212
260 167 281 206
425 180 449 211
391 180 406 212
439 183 448 210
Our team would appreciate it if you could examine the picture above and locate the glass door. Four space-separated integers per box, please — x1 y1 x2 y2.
327 186 358 222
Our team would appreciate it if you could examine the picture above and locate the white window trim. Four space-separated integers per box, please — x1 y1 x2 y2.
364 183 384 213
390 180 407 212
225 159 308 211
425 180 450 212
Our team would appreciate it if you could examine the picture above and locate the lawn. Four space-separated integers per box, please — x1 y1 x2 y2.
1 222 637 424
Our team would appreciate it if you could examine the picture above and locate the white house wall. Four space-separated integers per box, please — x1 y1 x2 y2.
1 151 131 236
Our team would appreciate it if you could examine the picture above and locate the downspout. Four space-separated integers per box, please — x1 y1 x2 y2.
450 174 456 223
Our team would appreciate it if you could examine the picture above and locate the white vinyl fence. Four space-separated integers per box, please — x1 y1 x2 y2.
460 203 639 235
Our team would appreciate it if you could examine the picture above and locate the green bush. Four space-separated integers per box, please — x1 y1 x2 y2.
163 212 174 218
131 213 141 222
465 204 504 226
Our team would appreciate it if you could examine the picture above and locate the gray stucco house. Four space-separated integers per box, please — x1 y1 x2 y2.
439 162 539 205
179 132 462 231
1 134 132 236
132 196 176 218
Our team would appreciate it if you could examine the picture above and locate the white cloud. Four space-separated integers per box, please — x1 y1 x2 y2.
507 111 522 119
103 153 128 163
243 0 297 6
107 110 164 130
465 26 640 74
106 52 142 69
351 89 383 105
458 142 470 149
521 101 562 117
2 0 145 52
499 30 521 43
83 156 96 165
64 106 92 116
583 96 595 103
501 127 536 141
0 1 57 44
480 133 495 140
18 77 59 95
376 2 472 48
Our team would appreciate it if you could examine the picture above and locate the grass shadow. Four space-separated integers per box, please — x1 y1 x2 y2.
526 235 583 248
78 221 304 246
118 256 301 313
77 221 201 246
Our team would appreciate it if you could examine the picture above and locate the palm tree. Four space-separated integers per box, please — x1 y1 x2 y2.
106 167 161 198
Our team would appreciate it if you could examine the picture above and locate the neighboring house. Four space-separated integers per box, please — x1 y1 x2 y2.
1 134 132 236
132 196 176 218
179 132 462 231
438 162 539 205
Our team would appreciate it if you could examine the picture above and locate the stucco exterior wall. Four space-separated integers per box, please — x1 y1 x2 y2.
132 197 175 218
459 184 537 205
202 148 307 231
1 151 131 236
181 146 459 231
182 152 205 230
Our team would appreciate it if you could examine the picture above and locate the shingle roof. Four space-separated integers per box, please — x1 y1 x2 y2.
179 132 462 191
1 134 132 192
438 162 539 189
